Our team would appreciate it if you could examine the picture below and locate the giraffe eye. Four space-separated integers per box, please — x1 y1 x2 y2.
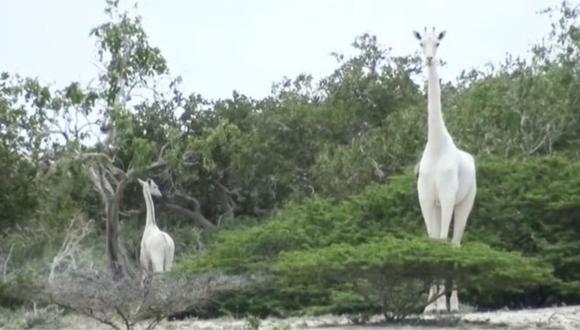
436 42 440 47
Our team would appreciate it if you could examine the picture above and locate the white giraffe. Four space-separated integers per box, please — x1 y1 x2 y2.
138 178 175 273
414 28 477 313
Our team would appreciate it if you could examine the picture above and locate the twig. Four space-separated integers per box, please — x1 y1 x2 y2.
2 244 13 282
79 152 116 164
145 316 162 330
54 302 121 330
163 202 215 229
125 160 168 180
119 209 142 218
89 166 113 203
527 126 551 155
49 215 93 283
115 306 132 330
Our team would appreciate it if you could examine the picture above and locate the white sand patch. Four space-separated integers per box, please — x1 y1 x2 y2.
461 305 580 329
56 305 580 330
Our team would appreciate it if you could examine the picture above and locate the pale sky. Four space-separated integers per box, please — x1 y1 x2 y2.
0 0 555 100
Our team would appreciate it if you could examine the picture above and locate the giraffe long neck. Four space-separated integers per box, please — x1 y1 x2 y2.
427 64 452 149
143 186 157 228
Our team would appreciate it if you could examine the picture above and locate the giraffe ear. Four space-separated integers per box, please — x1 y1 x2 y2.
137 178 145 186
438 30 446 40
413 31 422 40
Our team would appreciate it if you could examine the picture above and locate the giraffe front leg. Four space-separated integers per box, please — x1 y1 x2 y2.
449 287 459 312
425 280 451 313
435 282 448 312
424 284 438 313
425 282 447 313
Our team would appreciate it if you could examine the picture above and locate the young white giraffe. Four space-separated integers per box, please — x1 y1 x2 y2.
138 178 175 273
414 28 477 313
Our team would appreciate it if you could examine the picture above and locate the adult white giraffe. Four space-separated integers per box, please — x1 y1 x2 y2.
138 178 175 273
414 27 477 313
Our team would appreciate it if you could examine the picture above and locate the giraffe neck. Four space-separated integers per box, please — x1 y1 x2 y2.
143 186 157 228
426 64 452 149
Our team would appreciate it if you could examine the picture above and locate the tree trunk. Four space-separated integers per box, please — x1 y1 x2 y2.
90 164 125 280
106 199 124 280
215 180 235 225
107 177 138 280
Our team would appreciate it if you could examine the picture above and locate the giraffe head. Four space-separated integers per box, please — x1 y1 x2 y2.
138 178 162 197
413 27 446 66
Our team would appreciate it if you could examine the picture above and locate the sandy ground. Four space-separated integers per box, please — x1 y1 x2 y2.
459 305 580 329
51 305 580 330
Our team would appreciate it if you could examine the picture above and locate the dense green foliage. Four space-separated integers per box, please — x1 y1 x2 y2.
274 238 552 320
1 0 580 323
175 157 580 316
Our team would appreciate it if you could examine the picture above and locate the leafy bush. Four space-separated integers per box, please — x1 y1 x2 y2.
0 306 64 330
273 237 553 320
177 157 580 316
49 269 249 330
177 173 420 275
468 157 580 303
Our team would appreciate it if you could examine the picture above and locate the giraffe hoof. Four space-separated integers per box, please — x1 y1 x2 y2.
423 305 436 314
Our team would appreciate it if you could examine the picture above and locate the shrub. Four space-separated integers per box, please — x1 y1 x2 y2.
273 237 554 321
468 157 580 301
0 306 64 330
49 269 250 330
176 157 580 316
176 174 420 275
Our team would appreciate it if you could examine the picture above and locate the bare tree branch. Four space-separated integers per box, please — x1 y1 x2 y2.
2 244 14 282
80 152 116 164
119 209 142 218
528 124 553 155
49 215 94 283
88 166 113 203
162 202 215 229
54 302 121 330
124 160 167 182
115 306 132 330
49 267 251 330
215 181 235 225
173 192 202 210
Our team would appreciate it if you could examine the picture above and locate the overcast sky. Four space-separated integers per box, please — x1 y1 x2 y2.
0 0 555 100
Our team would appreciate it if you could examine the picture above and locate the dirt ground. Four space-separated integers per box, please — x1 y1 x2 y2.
52 305 580 330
